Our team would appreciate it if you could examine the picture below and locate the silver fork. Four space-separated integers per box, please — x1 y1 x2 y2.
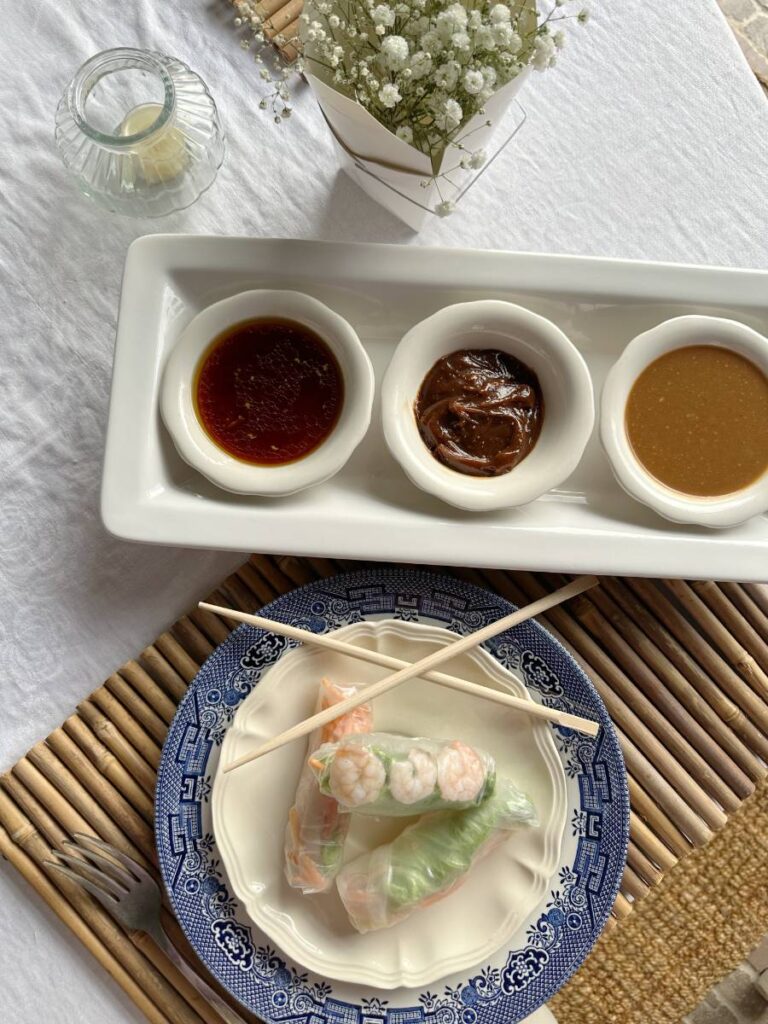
46 832 248 1024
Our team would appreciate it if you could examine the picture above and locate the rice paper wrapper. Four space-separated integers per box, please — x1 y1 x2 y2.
306 69 530 230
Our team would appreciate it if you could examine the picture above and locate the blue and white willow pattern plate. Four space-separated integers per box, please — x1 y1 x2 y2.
155 569 629 1023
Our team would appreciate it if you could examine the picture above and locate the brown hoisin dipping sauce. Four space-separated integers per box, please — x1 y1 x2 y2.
415 349 544 477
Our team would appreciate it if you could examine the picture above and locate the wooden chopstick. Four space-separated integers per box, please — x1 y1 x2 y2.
199 602 600 737
219 575 599 772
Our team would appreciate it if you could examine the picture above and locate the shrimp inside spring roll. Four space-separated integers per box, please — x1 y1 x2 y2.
308 733 496 816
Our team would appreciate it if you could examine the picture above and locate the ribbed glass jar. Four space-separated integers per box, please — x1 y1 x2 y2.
55 48 225 218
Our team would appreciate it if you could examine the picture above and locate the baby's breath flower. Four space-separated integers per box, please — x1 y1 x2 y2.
396 125 414 143
409 50 433 79
435 97 462 130
435 60 460 89
578 8 590 23
435 200 456 217
372 4 396 27
474 25 496 50
532 34 556 70
463 69 484 94
379 82 402 107
489 3 511 23
381 34 410 68
553 30 566 49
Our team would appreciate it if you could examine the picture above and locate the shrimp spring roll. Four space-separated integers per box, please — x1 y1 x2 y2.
337 777 538 932
308 732 495 815
284 678 373 894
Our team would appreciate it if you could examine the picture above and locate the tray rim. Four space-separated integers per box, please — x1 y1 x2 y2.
102 236 768 580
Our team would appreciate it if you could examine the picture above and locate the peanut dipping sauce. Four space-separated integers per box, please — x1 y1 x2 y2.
625 345 768 497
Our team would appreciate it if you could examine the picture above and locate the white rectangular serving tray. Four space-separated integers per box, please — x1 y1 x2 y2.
102 236 768 580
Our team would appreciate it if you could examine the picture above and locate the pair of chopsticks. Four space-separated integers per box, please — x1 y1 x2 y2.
201 574 601 774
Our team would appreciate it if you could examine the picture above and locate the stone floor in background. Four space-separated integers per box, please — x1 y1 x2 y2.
718 0 768 93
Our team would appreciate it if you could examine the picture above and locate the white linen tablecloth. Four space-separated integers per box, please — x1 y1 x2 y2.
1 0 767 1020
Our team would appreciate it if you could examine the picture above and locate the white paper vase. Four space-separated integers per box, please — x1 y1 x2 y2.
306 69 530 231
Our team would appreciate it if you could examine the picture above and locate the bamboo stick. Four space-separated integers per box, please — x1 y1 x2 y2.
45 728 156 863
275 555 316 586
4 774 231 1024
278 20 301 62
237 562 276 605
77 699 157 796
104 674 169 746
627 579 768 736
90 688 162 769
225 575 599 769
254 0 290 19
502 571 723 837
620 734 709 847
170 617 215 669
120 662 179 726
141 644 190 703
612 892 634 919
155 633 200 685
310 556 341 577
720 583 768 639
602 577 768 777
620 863 650 902
690 581 768 676
189 604 232 647
744 583 768 618
220 572 260 615
625 836 664 887
0 788 207 1024
626 775 690 859
629 811 678 874
62 715 154 824
581 583 748 806
3 772 233 1024
25 743 153 871
11 760 96 843
483 570 703 849
565 585 736 816
249 553 298 596
664 580 768 697
0 823 173 1024
262 0 301 37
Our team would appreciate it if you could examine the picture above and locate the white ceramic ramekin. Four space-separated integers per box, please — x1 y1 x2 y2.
600 315 768 528
381 300 595 512
160 290 374 496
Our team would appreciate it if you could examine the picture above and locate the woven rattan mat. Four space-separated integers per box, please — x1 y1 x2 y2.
2 554 768 1024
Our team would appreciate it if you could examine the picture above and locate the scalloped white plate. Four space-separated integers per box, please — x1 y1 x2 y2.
212 619 567 989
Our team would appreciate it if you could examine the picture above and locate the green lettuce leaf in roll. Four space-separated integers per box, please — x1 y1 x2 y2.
308 732 496 816
336 777 538 932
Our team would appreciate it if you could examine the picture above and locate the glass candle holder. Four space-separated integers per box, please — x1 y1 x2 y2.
55 47 225 218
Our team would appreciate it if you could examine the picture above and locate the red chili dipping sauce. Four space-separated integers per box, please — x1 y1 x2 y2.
194 318 344 465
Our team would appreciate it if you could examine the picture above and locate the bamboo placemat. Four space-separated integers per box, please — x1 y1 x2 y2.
2 554 768 1024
